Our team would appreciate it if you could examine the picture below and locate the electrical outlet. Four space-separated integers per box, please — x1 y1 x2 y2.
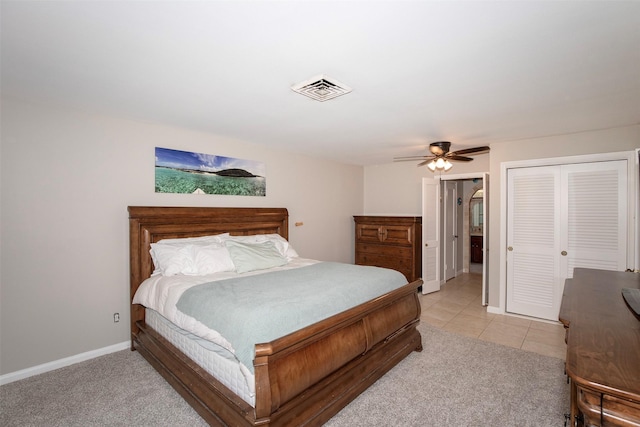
113 313 120 323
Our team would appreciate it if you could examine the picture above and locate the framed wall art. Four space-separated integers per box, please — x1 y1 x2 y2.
155 147 266 196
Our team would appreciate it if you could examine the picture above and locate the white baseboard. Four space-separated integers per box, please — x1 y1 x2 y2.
486 305 503 315
0 340 130 386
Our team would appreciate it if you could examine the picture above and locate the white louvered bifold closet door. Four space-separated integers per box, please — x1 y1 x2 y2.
507 166 561 320
562 161 628 276
506 160 627 320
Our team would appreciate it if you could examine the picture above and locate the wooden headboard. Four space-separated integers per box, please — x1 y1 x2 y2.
128 206 289 340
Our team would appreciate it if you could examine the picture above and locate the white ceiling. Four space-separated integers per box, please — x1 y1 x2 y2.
2 1 639 165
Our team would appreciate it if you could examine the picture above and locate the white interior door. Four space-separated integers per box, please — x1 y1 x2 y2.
481 173 489 306
444 181 457 281
422 177 440 294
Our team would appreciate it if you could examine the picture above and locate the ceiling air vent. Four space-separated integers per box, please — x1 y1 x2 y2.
291 75 352 102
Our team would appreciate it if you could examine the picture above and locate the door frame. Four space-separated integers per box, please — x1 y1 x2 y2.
636 148 640 271
435 172 490 304
498 150 638 315
444 181 457 281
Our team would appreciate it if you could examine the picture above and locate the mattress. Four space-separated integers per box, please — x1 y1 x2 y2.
145 308 256 406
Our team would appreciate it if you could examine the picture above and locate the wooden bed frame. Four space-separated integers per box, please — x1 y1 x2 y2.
129 206 423 426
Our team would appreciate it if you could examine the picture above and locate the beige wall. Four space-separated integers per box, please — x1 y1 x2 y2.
364 127 639 311
363 153 490 215
0 98 364 375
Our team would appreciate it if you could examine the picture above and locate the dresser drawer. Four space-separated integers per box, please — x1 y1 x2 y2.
382 225 415 245
355 252 412 278
355 224 414 246
356 243 411 258
577 385 640 426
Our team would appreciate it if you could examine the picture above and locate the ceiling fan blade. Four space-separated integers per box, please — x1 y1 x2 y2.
395 142 486 165
393 156 430 162
450 146 490 156
446 155 474 162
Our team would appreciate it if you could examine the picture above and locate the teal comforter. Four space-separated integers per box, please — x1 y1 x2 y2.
175 262 408 373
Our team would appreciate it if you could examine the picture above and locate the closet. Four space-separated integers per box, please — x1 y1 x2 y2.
506 160 628 320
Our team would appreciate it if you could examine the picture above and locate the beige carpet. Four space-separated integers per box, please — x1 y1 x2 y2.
1 322 569 426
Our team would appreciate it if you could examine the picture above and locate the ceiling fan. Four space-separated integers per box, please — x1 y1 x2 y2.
394 141 490 171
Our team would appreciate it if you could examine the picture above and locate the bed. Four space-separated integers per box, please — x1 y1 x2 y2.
129 206 423 426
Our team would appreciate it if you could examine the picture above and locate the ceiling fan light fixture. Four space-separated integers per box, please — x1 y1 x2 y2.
393 141 489 172
427 157 453 172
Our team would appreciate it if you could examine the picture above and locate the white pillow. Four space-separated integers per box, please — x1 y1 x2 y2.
150 241 235 276
150 243 194 276
149 233 297 276
191 244 236 275
222 234 299 259
264 233 299 259
156 233 230 245
224 240 288 273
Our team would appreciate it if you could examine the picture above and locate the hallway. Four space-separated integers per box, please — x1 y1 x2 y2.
418 272 567 360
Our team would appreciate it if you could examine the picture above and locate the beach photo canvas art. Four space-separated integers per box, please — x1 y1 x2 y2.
155 147 266 196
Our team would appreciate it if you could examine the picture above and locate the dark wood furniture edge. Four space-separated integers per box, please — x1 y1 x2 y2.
560 268 640 427
353 215 423 223
129 206 423 426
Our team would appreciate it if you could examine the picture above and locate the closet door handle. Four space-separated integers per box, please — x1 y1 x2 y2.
507 246 513 251
561 251 568 256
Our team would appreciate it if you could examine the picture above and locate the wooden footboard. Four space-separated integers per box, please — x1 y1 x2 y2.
253 280 422 426
129 206 423 426
133 279 422 426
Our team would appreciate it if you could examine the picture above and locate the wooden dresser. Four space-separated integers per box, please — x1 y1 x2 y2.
559 268 640 427
353 216 421 282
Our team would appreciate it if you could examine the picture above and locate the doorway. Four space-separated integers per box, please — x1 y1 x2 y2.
469 188 484 275
423 173 489 305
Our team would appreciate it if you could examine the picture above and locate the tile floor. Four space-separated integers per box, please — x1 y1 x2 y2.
419 270 567 360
